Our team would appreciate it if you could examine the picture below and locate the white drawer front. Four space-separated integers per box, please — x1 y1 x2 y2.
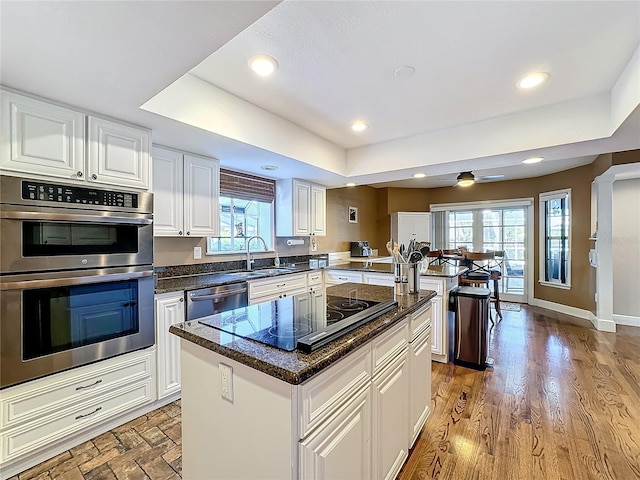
307 272 323 286
298 345 371 438
371 319 409 376
324 270 363 284
419 278 442 295
1 378 153 462
410 303 432 342
1 349 153 430
249 273 307 300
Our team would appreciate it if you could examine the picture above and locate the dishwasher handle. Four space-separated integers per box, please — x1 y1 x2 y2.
188 287 248 302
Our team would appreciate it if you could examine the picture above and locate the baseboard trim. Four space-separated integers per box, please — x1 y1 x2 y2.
614 314 640 328
529 298 617 332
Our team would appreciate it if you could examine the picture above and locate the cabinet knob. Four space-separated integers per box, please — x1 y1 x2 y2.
179 297 184 302
179 231 183 236
186 231 190 236
91 174 97 180
76 171 83 178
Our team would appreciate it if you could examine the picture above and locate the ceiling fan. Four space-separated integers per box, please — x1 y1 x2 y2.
438 172 506 187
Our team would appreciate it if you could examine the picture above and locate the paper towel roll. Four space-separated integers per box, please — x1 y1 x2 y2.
286 239 305 246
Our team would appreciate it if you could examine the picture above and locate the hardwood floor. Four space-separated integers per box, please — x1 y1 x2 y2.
398 306 640 480
12 305 640 480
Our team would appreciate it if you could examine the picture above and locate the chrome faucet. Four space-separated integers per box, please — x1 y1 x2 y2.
246 235 268 270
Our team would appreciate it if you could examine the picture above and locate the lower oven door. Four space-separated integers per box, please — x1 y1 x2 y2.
0 266 155 389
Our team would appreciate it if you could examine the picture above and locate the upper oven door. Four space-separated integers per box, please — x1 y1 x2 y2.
0 205 153 273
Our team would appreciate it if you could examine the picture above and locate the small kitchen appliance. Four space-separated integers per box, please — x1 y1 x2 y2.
350 241 372 257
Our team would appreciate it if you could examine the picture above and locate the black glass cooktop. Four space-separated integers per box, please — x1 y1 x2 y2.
198 293 397 353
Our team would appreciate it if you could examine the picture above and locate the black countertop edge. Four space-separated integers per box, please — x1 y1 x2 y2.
169 285 437 385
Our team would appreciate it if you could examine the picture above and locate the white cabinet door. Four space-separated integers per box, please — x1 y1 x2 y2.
152 147 184 236
299 385 372 480
183 154 220 237
429 296 444 356
409 326 432 447
293 179 311 235
372 353 410 480
155 293 185 400
87 116 150 189
311 184 326 236
391 212 431 246
1 91 85 180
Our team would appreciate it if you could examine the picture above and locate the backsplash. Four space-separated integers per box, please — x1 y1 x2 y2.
155 255 313 278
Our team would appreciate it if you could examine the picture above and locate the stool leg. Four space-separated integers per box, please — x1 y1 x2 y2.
492 278 502 320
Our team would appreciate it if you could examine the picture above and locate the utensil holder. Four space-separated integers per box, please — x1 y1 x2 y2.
394 262 408 295
408 262 420 294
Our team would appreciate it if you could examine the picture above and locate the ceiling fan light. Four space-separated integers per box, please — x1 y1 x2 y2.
413 173 426 178
522 156 544 164
456 171 475 187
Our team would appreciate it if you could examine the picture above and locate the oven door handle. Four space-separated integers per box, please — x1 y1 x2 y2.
188 288 248 301
0 269 153 290
0 211 153 225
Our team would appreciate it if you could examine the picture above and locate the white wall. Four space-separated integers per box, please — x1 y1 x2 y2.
612 178 640 323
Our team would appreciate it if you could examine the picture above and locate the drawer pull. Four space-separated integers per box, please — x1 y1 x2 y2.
75 379 102 391
75 406 102 420
338 277 348 281
276 283 287 288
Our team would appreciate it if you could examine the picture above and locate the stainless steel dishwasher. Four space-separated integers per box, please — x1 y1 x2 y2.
186 282 248 321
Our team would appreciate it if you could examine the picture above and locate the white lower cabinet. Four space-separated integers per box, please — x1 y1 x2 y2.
299 385 372 480
363 272 396 287
324 270 363 285
155 292 185 400
0 349 155 478
409 324 432 447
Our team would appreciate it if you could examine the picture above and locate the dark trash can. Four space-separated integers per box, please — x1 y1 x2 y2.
448 286 491 370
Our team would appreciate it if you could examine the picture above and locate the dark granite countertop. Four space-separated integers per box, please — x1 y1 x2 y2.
155 264 314 294
328 262 467 278
169 283 436 385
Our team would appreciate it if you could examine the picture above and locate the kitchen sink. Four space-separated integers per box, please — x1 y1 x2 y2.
227 268 294 278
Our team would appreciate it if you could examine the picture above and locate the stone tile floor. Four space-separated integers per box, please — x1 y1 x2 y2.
10 400 182 480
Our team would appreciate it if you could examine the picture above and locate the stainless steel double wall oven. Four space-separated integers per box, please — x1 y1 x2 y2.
0 175 155 389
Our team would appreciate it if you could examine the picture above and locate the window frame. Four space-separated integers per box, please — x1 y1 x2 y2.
538 188 571 289
206 196 275 256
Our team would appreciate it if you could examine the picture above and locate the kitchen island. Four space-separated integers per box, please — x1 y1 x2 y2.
170 283 435 480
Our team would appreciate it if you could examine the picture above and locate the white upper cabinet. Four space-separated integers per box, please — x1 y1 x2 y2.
87 116 150 189
391 212 431 246
276 179 326 237
1 91 85 180
1 90 151 190
152 146 219 237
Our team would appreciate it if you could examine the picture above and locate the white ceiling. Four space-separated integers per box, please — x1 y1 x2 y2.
2 1 639 189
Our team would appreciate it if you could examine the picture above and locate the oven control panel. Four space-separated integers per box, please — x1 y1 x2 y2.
22 180 138 208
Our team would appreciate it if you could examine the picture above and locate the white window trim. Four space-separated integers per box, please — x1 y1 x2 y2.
539 188 571 289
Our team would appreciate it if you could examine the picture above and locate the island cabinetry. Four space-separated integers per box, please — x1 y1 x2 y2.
408 304 432 447
248 272 307 304
178 304 431 480
370 320 410 480
324 269 363 285
155 292 184 400
0 349 155 478
363 272 396 287
276 178 326 236
420 276 457 362
1 90 150 190
152 146 220 237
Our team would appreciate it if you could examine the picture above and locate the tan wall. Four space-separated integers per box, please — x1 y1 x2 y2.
154 237 268 267
317 186 380 254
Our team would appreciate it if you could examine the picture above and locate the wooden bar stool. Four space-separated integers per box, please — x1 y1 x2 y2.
458 252 502 324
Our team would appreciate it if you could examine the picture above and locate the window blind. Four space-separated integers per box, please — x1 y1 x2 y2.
219 168 275 203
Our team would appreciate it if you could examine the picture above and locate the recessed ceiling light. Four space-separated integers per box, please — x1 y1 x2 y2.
346 182 357 187
517 72 549 89
413 173 426 178
394 66 415 78
350 121 368 132
260 164 278 171
522 157 544 164
248 55 278 77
